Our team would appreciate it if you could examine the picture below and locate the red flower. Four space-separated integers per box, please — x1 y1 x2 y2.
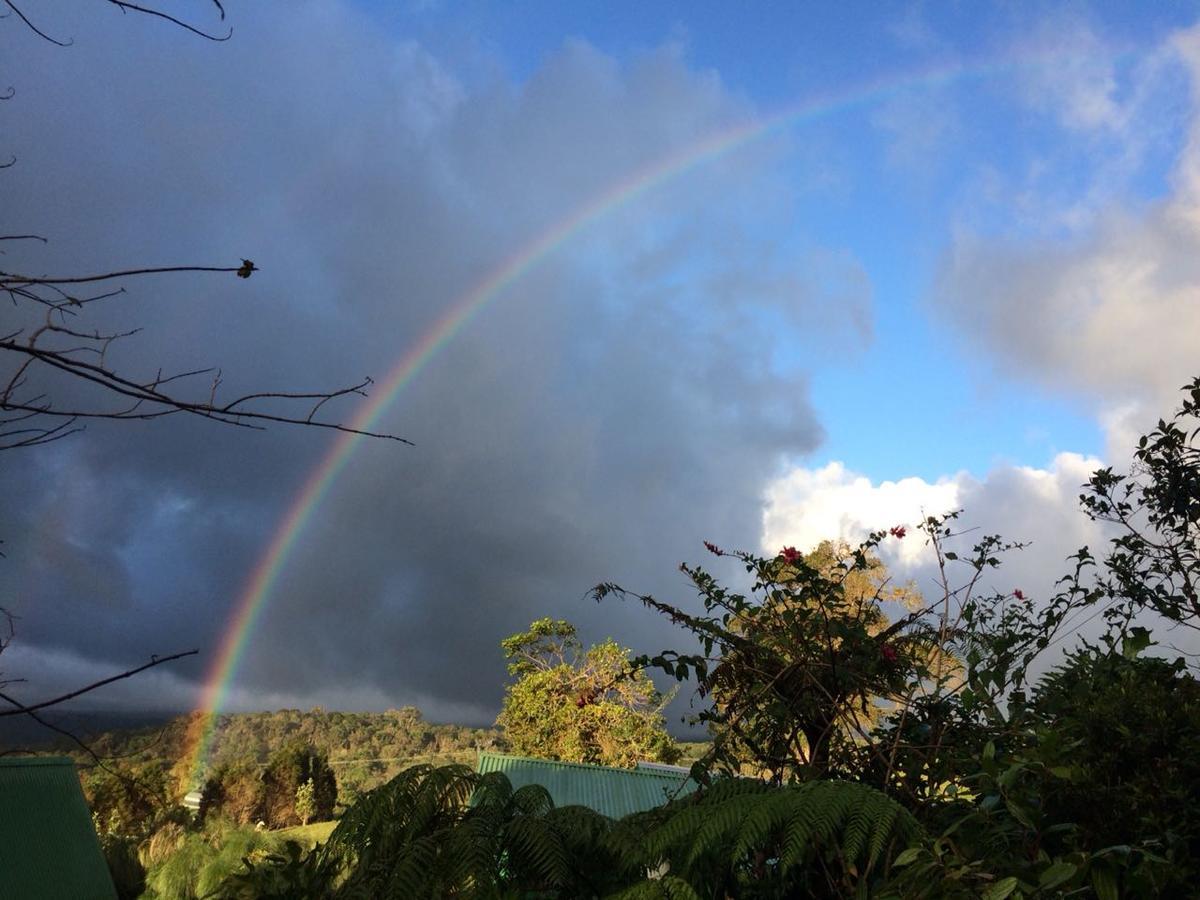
703 540 723 555
881 643 898 663
1013 588 1026 602
781 546 801 564
889 525 907 539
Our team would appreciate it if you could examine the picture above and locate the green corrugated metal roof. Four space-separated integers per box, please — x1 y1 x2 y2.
0 756 118 900
476 752 696 819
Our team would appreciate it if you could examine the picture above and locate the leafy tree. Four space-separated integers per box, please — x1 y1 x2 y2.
1078 375 1200 634
595 539 946 783
294 778 316 827
82 761 172 837
496 618 679 767
200 759 265 827
1022 645 1200 891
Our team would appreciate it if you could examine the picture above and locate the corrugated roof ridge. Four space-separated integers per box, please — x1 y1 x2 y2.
478 751 689 780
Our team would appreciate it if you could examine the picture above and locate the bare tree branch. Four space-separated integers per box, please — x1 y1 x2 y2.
0 261 412 448
1 0 72 46
104 1 231 41
1 261 255 287
3 0 230 45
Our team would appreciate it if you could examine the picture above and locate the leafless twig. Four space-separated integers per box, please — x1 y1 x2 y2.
0 649 199 717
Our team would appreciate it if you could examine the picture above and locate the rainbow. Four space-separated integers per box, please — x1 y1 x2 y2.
179 50 1070 785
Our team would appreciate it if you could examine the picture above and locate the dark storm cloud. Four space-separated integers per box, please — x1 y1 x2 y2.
0 2 869 719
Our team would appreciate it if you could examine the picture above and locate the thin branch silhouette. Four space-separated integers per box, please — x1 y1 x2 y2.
0 650 199 718
3 0 230 45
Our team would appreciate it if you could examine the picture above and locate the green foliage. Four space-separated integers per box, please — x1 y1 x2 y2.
200 742 337 828
295 777 317 827
261 741 337 828
99 833 145 900
143 825 278 900
497 618 679 767
205 763 921 899
1030 645 1200 852
207 840 336 900
594 540 944 783
319 763 624 897
611 777 922 897
1078 375 1200 634
82 761 173 838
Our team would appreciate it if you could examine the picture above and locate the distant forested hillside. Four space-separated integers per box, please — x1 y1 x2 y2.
14 707 505 811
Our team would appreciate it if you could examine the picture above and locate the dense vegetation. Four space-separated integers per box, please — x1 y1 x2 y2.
190 378 1200 898
51 706 502 870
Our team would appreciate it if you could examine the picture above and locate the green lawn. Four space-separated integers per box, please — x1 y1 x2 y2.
272 820 337 847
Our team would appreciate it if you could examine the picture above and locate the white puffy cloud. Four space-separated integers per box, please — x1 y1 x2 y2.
763 462 960 566
761 451 1200 676
763 453 1108 605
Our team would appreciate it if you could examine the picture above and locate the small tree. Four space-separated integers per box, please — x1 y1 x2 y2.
294 778 316 828
497 618 679 767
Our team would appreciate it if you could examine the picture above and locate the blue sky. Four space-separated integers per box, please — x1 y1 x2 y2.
344 0 1197 482
4 1 1200 716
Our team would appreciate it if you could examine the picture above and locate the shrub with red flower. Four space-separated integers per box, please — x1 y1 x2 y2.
880 643 898 664
781 546 801 564
889 525 907 539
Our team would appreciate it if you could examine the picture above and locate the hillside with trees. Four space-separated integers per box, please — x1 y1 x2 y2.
39 707 505 831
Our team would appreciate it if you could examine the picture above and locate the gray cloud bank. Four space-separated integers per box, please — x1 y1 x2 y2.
0 2 870 720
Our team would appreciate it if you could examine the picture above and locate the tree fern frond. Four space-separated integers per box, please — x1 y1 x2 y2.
865 799 902 873
505 814 571 886
731 790 791 861
841 786 877 864
509 782 556 818
681 793 756 869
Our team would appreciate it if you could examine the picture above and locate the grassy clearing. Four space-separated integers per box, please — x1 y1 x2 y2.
273 820 337 847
